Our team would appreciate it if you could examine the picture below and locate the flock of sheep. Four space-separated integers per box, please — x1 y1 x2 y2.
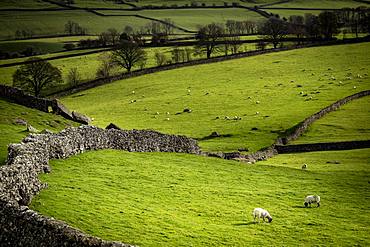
253 164 320 224
253 195 321 223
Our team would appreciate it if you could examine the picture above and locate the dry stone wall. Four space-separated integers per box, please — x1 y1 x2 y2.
275 140 370 153
276 90 370 145
0 126 200 246
0 84 91 124
206 90 370 161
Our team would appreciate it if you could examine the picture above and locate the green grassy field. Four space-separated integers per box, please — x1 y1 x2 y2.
265 9 323 19
60 43 370 152
293 95 370 144
0 10 150 40
0 98 78 165
0 36 99 55
69 0 132 8
0 41 64 54
135 0 247 7
30 148 370 246
267 0 370 9
99 8 264 31
0 0 51 9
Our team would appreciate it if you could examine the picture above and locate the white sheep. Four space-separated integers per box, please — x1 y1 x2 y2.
252 208 273 223
302 164 308 170
304 195 320 207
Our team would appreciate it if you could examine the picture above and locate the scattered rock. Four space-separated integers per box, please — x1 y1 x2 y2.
53 100 73 120
27 124 38 133
14 118 27 126
72 111 91 125
238 147 249 152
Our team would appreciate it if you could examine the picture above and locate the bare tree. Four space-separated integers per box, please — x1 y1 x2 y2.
107 28 120 45
111 41 147 72
13 57 62 97
96 53 115 78
185 48 193 61
319 11 340 39
171 47 187 63
304 13 320 38
259 17 288 48
161 18 175 35
155 51 167 66
195 23 224 59
288 15 305 44
67 67 80 87
64 20 87 35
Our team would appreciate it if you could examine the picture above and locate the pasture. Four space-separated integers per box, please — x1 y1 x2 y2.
265 0 370 9
61 43 370 152
294 95 370 144
0 10 150 40
98 8 264 30
0 36 98 55
30 148 370 246
0 1 369 246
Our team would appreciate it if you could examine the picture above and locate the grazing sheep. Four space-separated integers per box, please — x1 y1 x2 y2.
253 208 273 223
302 164 308 170
304 195 320 207
256 100 260 104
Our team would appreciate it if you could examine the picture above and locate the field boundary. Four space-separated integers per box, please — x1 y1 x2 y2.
0 126 200 246
275 140 370 153
205 90 370 162
0 85 91 124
